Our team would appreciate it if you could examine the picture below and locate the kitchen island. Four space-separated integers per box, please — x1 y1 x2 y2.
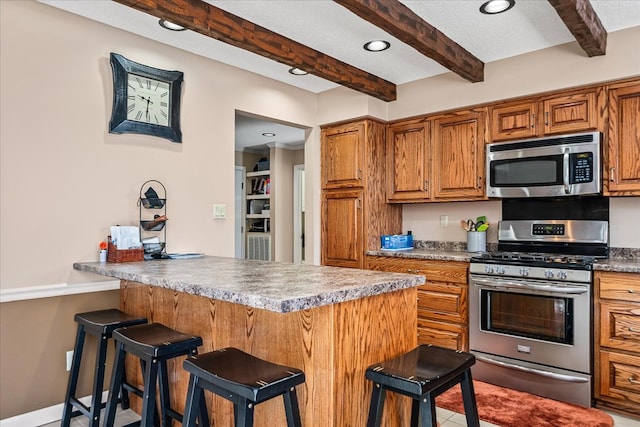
74 256 425 427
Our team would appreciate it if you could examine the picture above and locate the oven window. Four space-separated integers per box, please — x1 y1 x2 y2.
480 289 573 344
491 155 562 186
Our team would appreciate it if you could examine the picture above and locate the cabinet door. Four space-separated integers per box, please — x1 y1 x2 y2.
386 121 430 202
607 82 640 195
321 190 363 268
322 122 364 189
489 101 538 141
431 109 486 200
541 89 600 135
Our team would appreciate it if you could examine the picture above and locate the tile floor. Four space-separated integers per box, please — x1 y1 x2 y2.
41 406 638 427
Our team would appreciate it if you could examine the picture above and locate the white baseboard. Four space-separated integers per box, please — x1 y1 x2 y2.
0 280 120 303
0 392 107 427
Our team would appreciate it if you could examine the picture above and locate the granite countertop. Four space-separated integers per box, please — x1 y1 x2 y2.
366 248 640 273
73 256 425 313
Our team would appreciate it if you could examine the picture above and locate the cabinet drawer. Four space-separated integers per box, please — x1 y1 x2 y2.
417 283 466 323
598 350 640 407
366 257 468 284
417 319 467 351
598 272 640 303
600 302 640 353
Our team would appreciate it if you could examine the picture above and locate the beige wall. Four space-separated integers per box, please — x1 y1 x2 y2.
1 0 639 421
0 291 121 418
0 1 319 419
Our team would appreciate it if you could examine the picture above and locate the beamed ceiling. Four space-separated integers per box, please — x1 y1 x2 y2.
42 0 640 103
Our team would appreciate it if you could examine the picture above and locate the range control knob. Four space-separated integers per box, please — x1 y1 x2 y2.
496 266 506 275
544 270 555 279
519 267 530 277
558 271 568 280
484 265 494 274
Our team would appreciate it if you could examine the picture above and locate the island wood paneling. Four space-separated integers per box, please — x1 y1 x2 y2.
120 280 417 426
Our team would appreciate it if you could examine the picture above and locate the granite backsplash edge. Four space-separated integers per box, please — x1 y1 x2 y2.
413 240 639 260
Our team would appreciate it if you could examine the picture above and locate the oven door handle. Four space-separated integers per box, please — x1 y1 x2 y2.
476 355 589 383
471 278 588 295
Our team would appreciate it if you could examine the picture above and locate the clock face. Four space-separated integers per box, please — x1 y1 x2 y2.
126 73 171 126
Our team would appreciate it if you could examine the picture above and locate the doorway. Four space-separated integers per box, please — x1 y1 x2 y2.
234 111 308 262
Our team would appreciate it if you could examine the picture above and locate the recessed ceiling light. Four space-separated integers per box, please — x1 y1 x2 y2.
479 0 515 14
363 40 390 52
288 67 308 75
159 19 186 31
262 132 276 137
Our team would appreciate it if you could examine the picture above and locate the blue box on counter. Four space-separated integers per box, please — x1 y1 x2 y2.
380 234 413 250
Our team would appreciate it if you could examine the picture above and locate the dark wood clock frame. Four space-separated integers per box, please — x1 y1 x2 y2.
109 53 183 143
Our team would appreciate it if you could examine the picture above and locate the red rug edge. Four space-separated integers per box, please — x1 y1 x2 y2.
435 380 614 427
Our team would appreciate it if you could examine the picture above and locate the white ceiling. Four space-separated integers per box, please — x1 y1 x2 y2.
40 0 640 149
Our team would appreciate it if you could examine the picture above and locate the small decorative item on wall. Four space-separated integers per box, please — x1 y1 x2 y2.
109 53 183 143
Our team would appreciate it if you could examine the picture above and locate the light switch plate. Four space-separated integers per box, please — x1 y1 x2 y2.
440 215 448 228
213 204 226 219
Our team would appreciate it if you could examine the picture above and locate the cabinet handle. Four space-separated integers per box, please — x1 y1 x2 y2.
545 111 549 126
629 289 635 293
423 180 428 191
628 327 639 333
357 169 362 180
628 377 640 385
610 167 616 183
407 269 420 274
477 176 482 189
357 199 362 210
531 113 535 128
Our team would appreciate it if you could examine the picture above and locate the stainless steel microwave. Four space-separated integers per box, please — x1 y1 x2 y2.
486 132 601 198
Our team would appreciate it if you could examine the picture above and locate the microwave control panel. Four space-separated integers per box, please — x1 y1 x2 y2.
570 152 593 184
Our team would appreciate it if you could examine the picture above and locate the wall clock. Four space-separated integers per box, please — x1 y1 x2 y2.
109 53 183 143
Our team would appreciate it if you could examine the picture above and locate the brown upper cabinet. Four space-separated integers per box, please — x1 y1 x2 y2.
489 87 604 142
386 119 430 201
606 80 640 196
322 122 365 189
387 108 486 203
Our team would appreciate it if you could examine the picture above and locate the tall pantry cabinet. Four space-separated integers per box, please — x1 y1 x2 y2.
321 119 402 268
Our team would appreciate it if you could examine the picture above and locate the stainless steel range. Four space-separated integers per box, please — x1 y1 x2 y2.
469 218 608 407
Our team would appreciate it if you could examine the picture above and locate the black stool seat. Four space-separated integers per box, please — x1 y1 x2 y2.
104 323 207 427
182 348 305 427
61 309 147 427
365 344 479 427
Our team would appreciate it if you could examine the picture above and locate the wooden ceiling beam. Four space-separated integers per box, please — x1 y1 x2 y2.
114 0 397 101
547 0 607 56
334 0 484 83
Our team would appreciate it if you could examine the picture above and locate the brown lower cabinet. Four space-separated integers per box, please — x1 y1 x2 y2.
365 256 468 351
594 271 640 417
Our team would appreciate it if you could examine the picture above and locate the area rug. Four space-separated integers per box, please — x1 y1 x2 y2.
435 380 613 427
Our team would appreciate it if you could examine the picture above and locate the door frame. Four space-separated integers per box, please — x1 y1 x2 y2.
293 164 305 263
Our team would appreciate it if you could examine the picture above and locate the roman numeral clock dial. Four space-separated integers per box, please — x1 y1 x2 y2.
109 53 183 143
126 74 170 126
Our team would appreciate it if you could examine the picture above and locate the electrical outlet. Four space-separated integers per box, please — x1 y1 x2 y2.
213 204 226 219
66 350 74 371
440 215 448 228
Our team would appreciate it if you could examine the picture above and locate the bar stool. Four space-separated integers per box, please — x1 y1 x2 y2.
182 347 306 427
365 344 479 427
61 309 147 427
103 323 209 427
